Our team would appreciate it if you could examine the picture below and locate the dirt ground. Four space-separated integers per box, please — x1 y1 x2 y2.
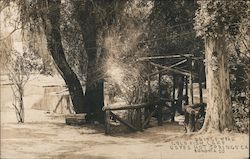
1 75 249 159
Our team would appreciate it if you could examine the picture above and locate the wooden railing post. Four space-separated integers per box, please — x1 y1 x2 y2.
105 110 110 135
189 60 194 105
158 72 163 126
198 60 203 103
185 75 189 105
136 108 142 131
144 75 151 123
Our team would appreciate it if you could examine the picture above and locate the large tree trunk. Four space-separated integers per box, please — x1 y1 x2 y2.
74 1 105 122
44 0 85 113
200 34 233 133
84 45 104 122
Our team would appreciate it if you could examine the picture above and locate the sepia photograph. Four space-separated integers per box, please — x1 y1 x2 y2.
0 0 249 158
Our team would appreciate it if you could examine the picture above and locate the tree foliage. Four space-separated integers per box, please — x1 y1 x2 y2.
194 0 249 38
6 49 42 123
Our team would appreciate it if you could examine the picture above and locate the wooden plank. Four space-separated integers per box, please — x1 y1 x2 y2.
65 114 86 125
105 110 111 135
110 112 138 131
103 102 155 111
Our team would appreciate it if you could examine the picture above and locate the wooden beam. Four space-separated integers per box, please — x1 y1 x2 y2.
53 95 64 113
103 102 156 111
150 62 191 77
149 59 187 77
137 54 194 61
170 59 188 68
110 112 139 131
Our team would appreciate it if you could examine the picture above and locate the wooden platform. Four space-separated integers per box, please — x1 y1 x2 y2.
65 114 86 125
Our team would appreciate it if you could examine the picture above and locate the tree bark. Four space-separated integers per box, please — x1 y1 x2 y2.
44 0 85 113
200 34 233 133
19 86 24 123
74 1 105 122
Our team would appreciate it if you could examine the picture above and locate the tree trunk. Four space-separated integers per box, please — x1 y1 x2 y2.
44 0 85 113
19 86 24 123
74 1 105 122
200 35 233 133
85 58 104 122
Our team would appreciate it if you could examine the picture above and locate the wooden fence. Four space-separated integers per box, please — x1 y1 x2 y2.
103 100 171 135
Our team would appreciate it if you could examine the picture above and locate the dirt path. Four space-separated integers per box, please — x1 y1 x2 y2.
1 116 249 159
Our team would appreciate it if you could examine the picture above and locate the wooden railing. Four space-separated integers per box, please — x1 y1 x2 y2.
103 101 162 135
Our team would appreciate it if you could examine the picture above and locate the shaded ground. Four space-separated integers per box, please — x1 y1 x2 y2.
1 118 249 159
1 75 249 159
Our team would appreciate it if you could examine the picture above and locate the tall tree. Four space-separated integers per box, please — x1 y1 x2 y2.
72 0 124 122
42 0 85 113
194 0 249 132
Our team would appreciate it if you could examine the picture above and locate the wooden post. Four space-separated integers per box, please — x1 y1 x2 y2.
53 96 64 113
144 75 151 122
147 75 151 99
198 60 203 103
105 110 111 135
172 74 176 100
158 72 163 126
143 109 156 128
136 108 143 131
171 73 176 122
189 60 194 105
66 95 73 114
185 76 189 105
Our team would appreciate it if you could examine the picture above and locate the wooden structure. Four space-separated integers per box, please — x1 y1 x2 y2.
140 54 204 114
103 101 160 135
53 94 73 114
104 53 205 134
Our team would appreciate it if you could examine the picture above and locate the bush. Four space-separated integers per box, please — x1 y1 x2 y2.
232 101 249 133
